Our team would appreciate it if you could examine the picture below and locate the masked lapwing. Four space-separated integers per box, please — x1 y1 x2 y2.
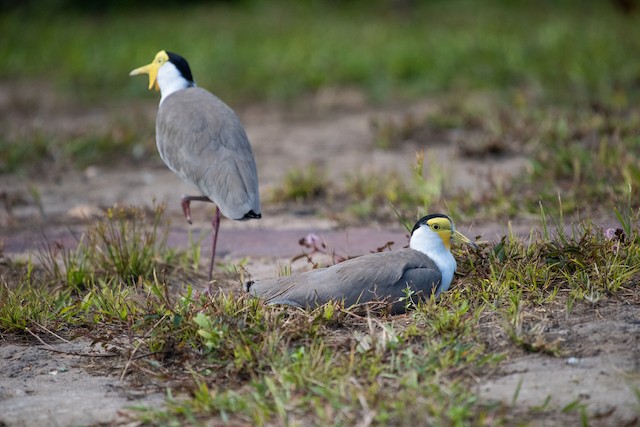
245 214 476 314
130 50 261 280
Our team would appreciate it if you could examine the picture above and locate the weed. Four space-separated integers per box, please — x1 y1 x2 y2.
343 170 414 220
343 152 444 224
370 113 435 150
412 150 443 215
0 280 73 331
270 165 328 203
47 204 169 289
0 133 52 174
0 119 149 174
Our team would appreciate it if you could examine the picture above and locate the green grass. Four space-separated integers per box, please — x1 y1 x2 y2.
272 94 640 224
338 151 443 224
2 1 640 105
44 205 170 290
0 259 74 331
477 103 640 220
3 0 640 199
268 151 444 223
270 165 329 203
1 205 639 425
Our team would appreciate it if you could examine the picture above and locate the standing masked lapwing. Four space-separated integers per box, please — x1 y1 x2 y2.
245 214 476 314
130 50 261 280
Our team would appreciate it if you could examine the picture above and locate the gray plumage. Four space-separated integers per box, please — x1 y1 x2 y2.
130 50 263 280
156 87 260 220
245 248 443 314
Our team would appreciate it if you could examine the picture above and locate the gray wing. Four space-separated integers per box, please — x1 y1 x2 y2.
246 248 442 314
156 88 260 220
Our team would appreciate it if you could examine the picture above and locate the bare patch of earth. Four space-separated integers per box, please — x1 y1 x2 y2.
1 298 637 426
0 83 638 425
479 300 640 426
0 339 165 427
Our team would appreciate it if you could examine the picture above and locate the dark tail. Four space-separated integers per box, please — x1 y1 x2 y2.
241 210 261 220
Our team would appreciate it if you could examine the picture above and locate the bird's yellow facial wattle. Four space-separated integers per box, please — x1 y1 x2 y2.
129 50 170 91
426 217 476 250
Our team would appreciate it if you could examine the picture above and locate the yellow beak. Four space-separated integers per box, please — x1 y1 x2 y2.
452 230 478 249
129 62 160 91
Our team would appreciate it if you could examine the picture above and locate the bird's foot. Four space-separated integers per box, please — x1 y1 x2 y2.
180 197 193 224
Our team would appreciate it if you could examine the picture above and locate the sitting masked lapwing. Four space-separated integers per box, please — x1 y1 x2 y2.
130 50 261 280
245 214 476 314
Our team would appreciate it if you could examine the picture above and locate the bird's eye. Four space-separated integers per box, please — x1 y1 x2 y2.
432 224 440 230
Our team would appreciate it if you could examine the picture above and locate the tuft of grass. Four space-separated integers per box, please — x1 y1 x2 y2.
0 260 74 331
0 116 152 174
40 204 170 292
528 107 640 212
343 170 417 221
342 152 444 224
0 133 52 174
440 99 640 222
270 165 329 203
370 113 434 150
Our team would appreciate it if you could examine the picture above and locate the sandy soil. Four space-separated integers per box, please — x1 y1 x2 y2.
0 340 165 427
0 83 638 425
479 301 640 425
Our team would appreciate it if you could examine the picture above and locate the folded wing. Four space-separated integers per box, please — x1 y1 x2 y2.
246 248 442 314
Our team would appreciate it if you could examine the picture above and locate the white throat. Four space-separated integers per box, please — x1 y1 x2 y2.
157 62 194 104
409 225 457 294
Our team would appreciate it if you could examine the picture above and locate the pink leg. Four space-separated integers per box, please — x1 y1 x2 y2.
208 207 221 281
180 195 211 224
180 195 220 279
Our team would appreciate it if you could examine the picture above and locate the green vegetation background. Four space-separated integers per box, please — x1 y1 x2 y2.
2 0 639 105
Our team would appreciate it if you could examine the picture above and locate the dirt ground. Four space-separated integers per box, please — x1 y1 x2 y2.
0 83 638 425
479 301 640 426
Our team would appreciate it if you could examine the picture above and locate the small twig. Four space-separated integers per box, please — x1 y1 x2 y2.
131 362 163 377
40 347 159 359
291 250 319 267
131 351 159 361
120 315 166 381
350 377 376 427
342 301 386 328
340 301 391 321
38 346 118 357
296 232 349 266
25 327 56 350
28 325 117 357
34 321 71 343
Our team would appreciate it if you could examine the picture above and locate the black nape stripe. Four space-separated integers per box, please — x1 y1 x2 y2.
166 51 195 84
